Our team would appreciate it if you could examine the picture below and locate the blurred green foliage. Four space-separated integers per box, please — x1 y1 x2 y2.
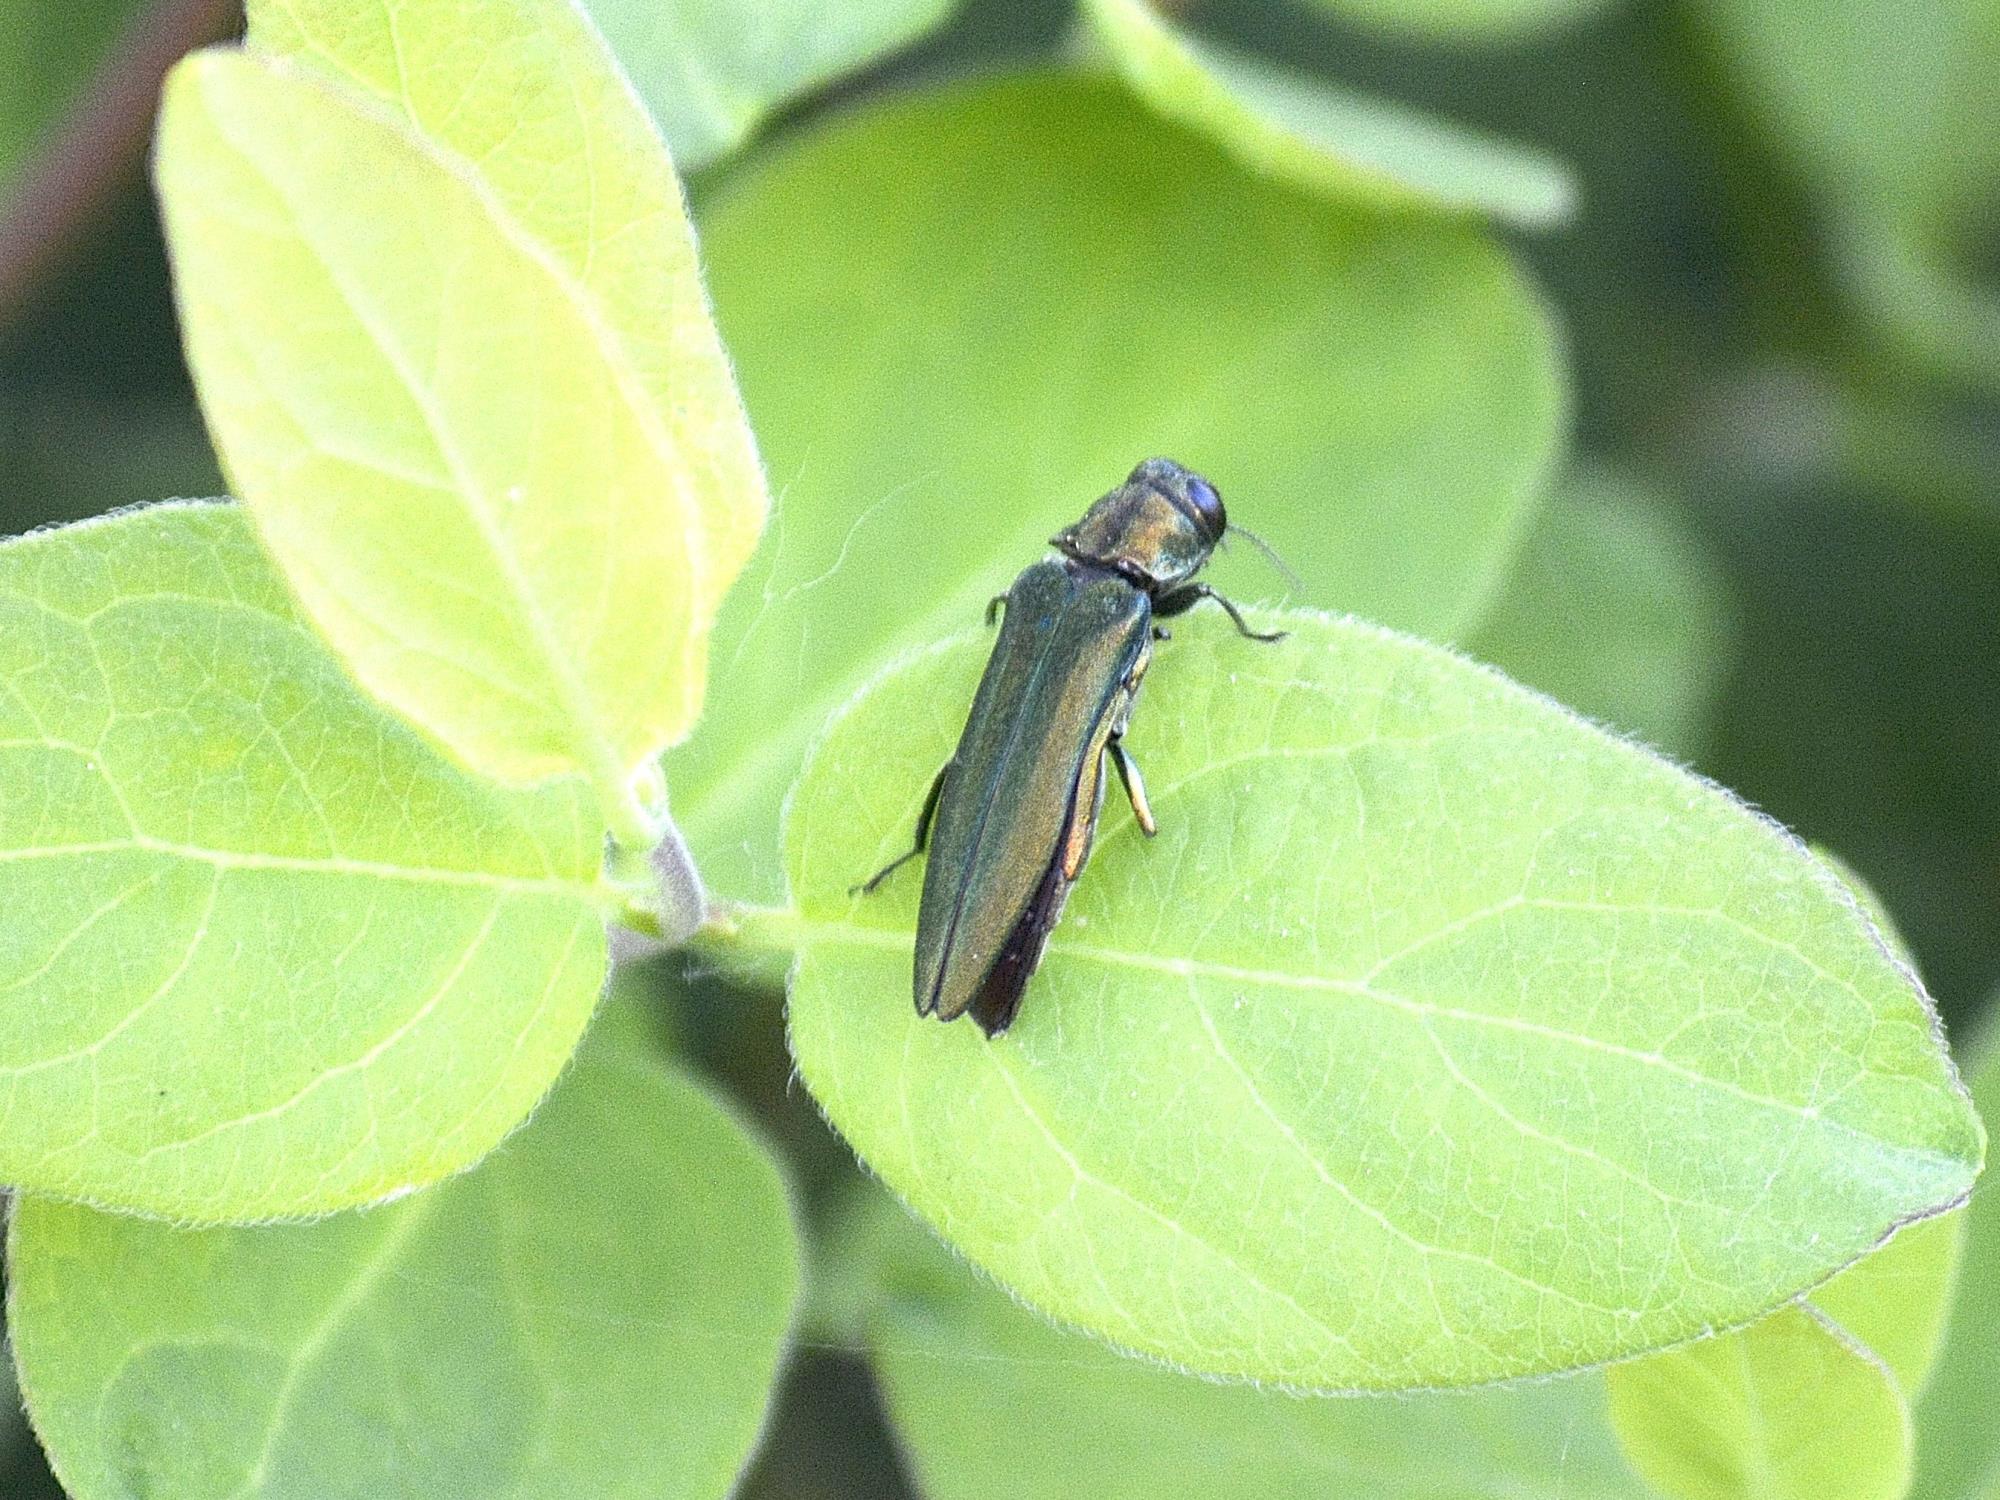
1469 465 1734 760
1081 0 1575 224
583 0 960 169
1308 0 1619 44
3 0 1997 1495
0 0 143 214
1914 1041 2000 1500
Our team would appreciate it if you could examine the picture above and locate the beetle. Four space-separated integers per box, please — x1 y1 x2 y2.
852 457 1286 1037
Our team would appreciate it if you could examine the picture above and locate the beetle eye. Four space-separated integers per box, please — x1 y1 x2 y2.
1184 474 1225 535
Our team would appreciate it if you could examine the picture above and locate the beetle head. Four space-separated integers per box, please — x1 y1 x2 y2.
1054 458 1225 589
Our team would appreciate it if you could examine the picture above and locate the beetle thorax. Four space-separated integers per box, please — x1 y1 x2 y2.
1053 464 1222 591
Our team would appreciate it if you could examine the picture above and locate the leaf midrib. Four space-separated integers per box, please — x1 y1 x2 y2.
221 1192 444 1499
0 835 601 900
214 79 635 798
250 27 714 621
209 45 714 794
794 913 1966 1169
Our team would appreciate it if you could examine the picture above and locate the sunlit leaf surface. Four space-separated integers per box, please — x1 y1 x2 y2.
784 610 1980 1389
0 504 607 1220
155 0 767 806
8 999 800 1499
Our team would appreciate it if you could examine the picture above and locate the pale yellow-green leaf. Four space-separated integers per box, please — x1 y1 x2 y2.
1912 1042 2000 1500
0 504 608 1221
1605 1210 1963 1500
1608 1308 1911 1500
1083 0 1573 227
844 1186 1647 1500
156 0 766 809
243 0 764 596
1812 1212 1965 1395
7 996 801 1500
783 611 1981 1391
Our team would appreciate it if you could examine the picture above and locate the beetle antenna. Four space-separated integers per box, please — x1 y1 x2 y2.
1225 524 1303 596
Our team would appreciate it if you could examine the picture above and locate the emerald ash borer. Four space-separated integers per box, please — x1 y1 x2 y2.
854 457 1286 1037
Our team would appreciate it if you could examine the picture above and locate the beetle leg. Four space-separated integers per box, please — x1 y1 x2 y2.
1154 582 1286 642
985 592 1009 627
852 761 951 895
1107 738 1157 836
1152 624 1171 641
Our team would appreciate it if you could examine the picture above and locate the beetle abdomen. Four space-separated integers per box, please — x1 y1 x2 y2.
914 558 1150 1026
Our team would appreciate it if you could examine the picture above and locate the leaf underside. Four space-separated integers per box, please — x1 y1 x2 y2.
1084 0 1575 227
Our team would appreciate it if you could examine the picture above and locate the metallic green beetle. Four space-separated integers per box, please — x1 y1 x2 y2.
854 458 1284 1037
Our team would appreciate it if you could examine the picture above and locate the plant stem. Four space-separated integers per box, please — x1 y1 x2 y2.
595 756 709 944
644 816 708 943
684 902 805 992
600 761 666 854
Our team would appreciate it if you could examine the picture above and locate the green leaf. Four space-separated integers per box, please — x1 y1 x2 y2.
0 0 141 214
1608 1307 1911 1500
1808 1212 1964 1396
155 0 767 825
781 610 1981 1390
1693 0 2000 232
846 1187 1644 1500
1082 0 1573 227
1815 846 1919 972
1692 0 2000 388
241 0 765 607
1606 1209 1963 1500
7 995 801 1500
1469 467 1734 761
582 0 960 171
1913 1043 2000 1500
673 73 1564 902
1304 0 1620 42
0 504 607 1221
